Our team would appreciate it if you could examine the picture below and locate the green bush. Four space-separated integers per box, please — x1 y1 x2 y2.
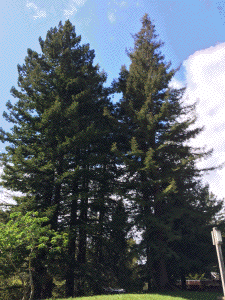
186 273 207 280
0 286 23 300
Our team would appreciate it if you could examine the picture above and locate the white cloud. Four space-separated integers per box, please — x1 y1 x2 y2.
108 11 116 23
119 1 127 7
182 43 225 200
64 0 87 18
64 4 78 18
107 0 128 23
26 1 46 19
72 0 87 6
0 168 17 206
26 2 38 10
34 10 47 19
169 78 185 90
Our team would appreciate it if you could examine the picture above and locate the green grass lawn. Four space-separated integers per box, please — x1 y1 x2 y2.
50 291 223 300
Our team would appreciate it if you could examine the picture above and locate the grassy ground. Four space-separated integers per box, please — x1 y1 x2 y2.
50 291 223 300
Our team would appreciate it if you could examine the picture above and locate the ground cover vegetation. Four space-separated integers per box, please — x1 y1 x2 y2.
47 291 223 300
0 289 222 300
0 14 224 300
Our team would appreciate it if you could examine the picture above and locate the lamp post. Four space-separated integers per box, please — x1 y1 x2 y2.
212 227 225 300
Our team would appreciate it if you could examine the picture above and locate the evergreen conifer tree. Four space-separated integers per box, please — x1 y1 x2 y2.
111 14 220 290
0 15 223 297
0 20 114 298
167 183 223 290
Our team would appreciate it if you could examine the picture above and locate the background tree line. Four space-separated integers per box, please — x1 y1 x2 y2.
0 15 224 299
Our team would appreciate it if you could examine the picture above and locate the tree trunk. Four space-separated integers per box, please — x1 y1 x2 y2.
76 176 88 297
65 197 78 297
97 203 105 264
146 244 153 292
153 198 170 290
51 178 61 231
32 164 62 299
32 255 53 300
28 256 34 300
76 208 87 296
180 267 187 290
159 258 169 289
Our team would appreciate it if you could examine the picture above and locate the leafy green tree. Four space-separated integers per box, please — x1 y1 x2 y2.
111 14 218 290
0 211 67 300
0 20 113 297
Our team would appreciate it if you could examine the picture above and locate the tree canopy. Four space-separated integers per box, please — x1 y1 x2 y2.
111 13 223 290
0 16 223 299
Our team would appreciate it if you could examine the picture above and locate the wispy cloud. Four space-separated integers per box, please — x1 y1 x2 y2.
73 0 87 6
26 1 47 19
136 0 143 7
108 11 116 23
107 0 128 23
64 0 87 18
26 2 37 10
119 1 127 7
182 43 225 199
64 4 78 18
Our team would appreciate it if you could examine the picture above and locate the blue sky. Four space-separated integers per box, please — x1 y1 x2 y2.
0 0 225 201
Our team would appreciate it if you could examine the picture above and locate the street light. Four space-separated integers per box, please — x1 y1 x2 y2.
212 227 225 300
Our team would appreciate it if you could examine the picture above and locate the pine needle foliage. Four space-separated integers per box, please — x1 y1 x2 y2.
0 20 115 298
112 14 221 290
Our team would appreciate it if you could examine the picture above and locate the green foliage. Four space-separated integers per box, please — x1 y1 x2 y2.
111 13 223 290
186 273 206 280
0 211 67 300
0 211 66 253
0 16 224 299
0 19 118 298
